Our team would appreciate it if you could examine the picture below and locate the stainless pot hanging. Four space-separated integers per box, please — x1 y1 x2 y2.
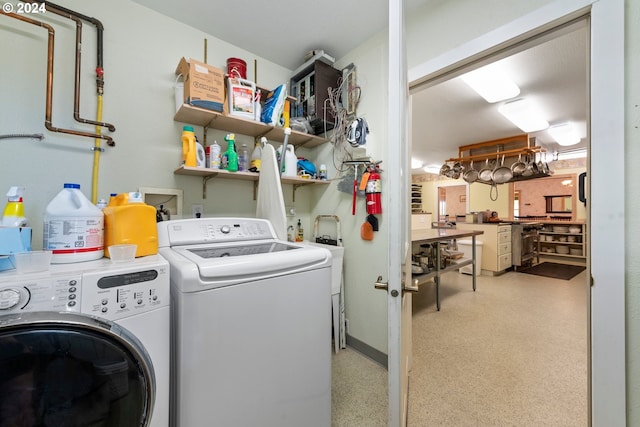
492 155 513 184
478 159 494 183
463 161 478 183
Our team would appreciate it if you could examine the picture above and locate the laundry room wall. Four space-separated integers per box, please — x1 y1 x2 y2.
310 31 391 357
313 0 561 360
0 0 303 248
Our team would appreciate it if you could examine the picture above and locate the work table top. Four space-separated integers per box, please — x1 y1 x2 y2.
411 228 484 244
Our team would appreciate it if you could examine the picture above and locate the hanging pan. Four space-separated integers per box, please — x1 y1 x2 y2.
492 155 513 184
521 153 534 177
463 160 478 183
440 163 451 177
511 154 527 176
478 159 494 183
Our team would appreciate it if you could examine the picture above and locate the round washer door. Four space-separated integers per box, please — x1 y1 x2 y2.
0 311 155 427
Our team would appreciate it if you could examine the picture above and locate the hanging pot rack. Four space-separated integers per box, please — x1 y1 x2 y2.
444 133 546 164
445 146 546 164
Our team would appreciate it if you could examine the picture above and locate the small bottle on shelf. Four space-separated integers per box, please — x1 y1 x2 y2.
238 143 249 171
222 134 238 172
295 219 304 242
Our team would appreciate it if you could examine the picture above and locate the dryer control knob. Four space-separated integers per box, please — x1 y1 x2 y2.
220 225 231 234
0 288 21 310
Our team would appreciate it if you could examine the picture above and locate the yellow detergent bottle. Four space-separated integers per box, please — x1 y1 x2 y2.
103 192 158 258
1 186 27 227
181 125 197 167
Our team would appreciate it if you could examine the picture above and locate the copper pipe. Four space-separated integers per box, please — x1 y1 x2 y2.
1 11 114 146
25 1 116 132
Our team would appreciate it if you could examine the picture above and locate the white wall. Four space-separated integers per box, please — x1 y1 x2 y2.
0 0 308 248
311 31 391 354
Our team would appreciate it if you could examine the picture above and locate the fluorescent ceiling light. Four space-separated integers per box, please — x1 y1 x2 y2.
423 165 441 174
460 64 520 103
554 149 587 160
498 98 549 132
411 158 423 169
548 122 581 146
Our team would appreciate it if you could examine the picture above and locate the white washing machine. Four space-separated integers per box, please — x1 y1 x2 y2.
157 217 332 427
0 255 170 427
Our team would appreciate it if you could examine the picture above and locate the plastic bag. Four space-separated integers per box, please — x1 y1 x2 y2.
261 84 286 126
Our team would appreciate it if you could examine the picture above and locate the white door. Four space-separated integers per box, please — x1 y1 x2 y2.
387 0 413 426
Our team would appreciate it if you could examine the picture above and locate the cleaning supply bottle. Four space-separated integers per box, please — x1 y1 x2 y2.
295 219 304 242
222 133 238 172
43 183 104 263
181 125 197 167
103 192 158 258
238 143 249 171
250 137 264 172
209 140 221 169
284 145 298 177
1 186 27 227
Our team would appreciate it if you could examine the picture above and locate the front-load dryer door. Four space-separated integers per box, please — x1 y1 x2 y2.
0 311 155 427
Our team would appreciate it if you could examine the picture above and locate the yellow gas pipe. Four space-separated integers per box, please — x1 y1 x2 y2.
91 94 103 204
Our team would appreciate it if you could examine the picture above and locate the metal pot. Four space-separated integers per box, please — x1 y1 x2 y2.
522 153 534 177
463 161 478 183
478 159 494 183
541 152 551 174
511 154 527 176
448 161 463 179
530 153 540 175
492 155 513 184
440 163 451 177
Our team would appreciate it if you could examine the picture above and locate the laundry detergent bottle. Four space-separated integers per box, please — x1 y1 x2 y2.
1 186 27 227
181 125 197 167
103 192 158 258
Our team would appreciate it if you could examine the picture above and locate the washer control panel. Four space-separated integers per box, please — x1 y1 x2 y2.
0 258 170 321
158 217 278 246
0 274 81 313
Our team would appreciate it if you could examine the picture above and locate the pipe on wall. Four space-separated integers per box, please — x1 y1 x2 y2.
27 1 116 133
0 11 115 146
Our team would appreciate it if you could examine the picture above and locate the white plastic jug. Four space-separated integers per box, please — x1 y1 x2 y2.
43 183 104 263
284 145 298 177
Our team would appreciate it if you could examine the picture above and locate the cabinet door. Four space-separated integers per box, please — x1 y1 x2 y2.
498 253 512 271
498 242 512 256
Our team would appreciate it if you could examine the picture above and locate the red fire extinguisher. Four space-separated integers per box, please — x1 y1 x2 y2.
365 167 382 214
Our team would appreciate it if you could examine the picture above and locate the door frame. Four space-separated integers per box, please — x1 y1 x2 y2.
387 0 411 426
405 0 625 424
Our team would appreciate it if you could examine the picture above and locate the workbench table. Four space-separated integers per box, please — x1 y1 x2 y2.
411 228 484 310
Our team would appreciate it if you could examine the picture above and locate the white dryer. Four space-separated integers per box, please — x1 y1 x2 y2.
157 217 332 427
0 255 170 427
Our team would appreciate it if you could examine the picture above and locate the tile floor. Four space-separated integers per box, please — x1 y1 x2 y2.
332 269 588 427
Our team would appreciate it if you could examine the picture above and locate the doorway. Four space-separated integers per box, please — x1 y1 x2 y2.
408 17 589 426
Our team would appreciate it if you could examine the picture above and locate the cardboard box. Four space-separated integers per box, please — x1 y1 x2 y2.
0 227 32 271
175 57 225 112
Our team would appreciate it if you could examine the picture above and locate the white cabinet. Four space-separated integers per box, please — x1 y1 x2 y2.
411 213 432 231
456 223 512 275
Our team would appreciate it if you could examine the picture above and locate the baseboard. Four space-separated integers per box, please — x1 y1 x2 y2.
345 334 388 369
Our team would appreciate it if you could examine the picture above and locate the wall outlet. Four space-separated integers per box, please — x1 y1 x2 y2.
192 204 203 218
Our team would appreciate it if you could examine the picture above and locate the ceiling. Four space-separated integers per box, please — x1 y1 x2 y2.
132 0 588 172
411 23 588 173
